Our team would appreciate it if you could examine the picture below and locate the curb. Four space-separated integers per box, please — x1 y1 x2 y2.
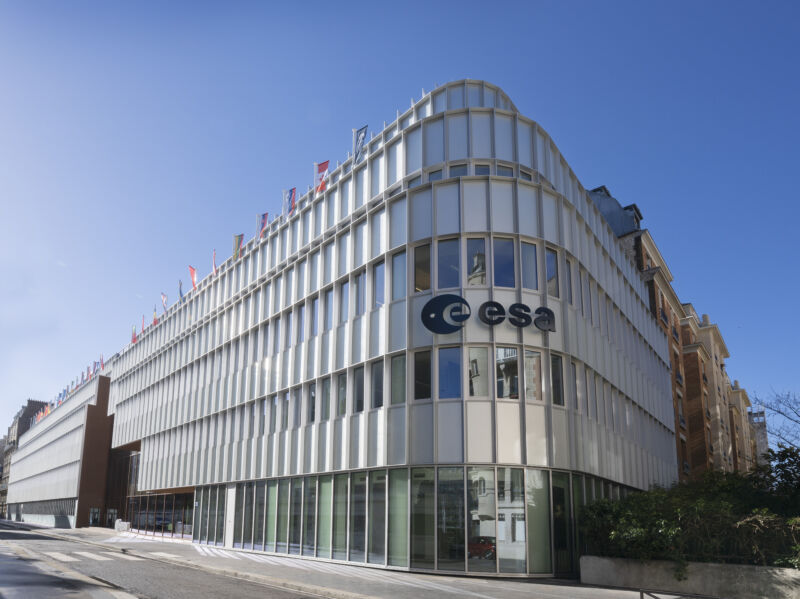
17 525 371 599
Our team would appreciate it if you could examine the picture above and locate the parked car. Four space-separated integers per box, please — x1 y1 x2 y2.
468 536 496 559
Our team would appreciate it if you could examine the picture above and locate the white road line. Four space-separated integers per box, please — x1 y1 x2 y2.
74 551 113 561
42 551 79 562
102 552 143 560
148 551 181 559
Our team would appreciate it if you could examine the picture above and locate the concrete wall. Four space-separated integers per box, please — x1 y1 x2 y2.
580 555 800 599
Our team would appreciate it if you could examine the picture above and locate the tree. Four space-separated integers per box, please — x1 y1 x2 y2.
757 391 800 450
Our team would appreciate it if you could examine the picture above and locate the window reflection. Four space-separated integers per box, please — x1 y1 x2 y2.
496 347 519 399
468 347 489 397
497 468 526 572
467 467 496 572
467 239 486 286
437 239 460 289
414 351 431 400
414 245 430 292
438 347 461 399
546 249 559 298
493 239 515 287
524 350 542 402
437 467 465 571
521 242 538 290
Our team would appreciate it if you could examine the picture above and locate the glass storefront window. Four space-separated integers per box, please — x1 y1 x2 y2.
437 467 465 571
438 347 461 399
266 480 277 551
552 472 573 575
302 477 317 555
466 239 486 285
276 479 289 552
289 478 303 554
496 347 519 399
467 467 496 573
388 469 408 567
524 350 542 402
468 347 489 397
526 469 551 574
317 475 333 559
349 472 367 562
368 471 387 564
497 468 526 573
243 482 254 549
254 481 266 551
332 474 348 560
493 238 515 287
214 487 224 546
410 468 435 569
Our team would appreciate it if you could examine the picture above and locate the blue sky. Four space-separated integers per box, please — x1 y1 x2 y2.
1 1 798 430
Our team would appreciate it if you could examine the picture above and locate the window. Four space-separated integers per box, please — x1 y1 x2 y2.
353 366 365 412
493 238 515 287
438 347 461 399
337 374 347 417
339 282 349 323
391 355 406 404
428 169 442 182
391 252 406 300
450 164 468 177
497 165 513 177
371 361 383 409
524 350 542 401
311 297 319 336
437 239 459 289
475 164 490 175
546 249 559 297
414 351 431 400
414 244 430 292
519 170 532 181
308 383 316 423
282 394 289 429
521 242 538 290
565 260 573 305
321 378 331 421
468 347 489 397
373 261 385 308
355 271 366 316
324 289 333 331
496 347 519 399
551 354 564 406
466 239 486 285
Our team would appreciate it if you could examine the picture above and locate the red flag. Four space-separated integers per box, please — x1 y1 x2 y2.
100 354 104 370
315 161 329 193
132 325 137 344
153 306 159 326
189 265 197 290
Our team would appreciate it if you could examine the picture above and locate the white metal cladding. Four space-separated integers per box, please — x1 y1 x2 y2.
109 80 676 494
7 378 100 504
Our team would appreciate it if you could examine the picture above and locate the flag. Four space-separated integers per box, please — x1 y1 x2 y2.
100 354 104 370
153 306 158 326
213 249 218 276
142 314 145 332
86 365 91 380
189 265 197 290
233 234 244 260
353 125 368 163
258 212 269 238
81 371 85 385
282 188 296 218
132 325 137 344
179 279 185 302
315 161 329 193
161 292 168 312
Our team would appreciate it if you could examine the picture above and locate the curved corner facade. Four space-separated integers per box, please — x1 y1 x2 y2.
103 80 675 576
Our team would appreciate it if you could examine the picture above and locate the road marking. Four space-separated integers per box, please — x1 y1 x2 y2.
74 551 113 561
148 551 181 559
103 552 143 560
42 551 79 562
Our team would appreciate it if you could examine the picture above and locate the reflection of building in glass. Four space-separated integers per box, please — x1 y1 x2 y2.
7 80 678 578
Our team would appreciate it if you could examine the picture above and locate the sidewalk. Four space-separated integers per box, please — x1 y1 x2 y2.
19 524 639 599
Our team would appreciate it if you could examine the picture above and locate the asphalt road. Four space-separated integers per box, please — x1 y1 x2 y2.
0 523 314 599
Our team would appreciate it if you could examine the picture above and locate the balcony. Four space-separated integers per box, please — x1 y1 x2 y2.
679 416 687 429
660 308 669 324
676 371 684 387
702 373 708 384
672 326 680 342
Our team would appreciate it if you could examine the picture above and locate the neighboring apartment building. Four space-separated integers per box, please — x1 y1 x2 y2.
9 79 679 578
593 188 758 481
748 408 769 465
1 399 47 519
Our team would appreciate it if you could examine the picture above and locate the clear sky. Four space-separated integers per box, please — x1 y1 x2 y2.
1 1 798 430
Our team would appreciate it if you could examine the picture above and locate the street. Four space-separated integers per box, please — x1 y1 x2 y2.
0 522 637 599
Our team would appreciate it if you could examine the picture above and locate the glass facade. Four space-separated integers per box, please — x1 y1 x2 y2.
213 468 629 576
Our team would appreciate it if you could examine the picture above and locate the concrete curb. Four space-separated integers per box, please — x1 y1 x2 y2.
18 525 372 599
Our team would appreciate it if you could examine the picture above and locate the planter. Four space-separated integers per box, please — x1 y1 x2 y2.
580 555 800 599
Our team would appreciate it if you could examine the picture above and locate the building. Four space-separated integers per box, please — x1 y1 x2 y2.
9 80 677 578
0 435 6 518
1 399 47 520
748 408 769 465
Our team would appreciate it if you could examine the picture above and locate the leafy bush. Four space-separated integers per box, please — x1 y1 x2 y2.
580 446 800 577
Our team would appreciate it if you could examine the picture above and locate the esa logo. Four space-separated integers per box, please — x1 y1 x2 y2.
421 294 556 335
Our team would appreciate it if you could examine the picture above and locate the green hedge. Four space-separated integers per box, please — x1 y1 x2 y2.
580 446 800 577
